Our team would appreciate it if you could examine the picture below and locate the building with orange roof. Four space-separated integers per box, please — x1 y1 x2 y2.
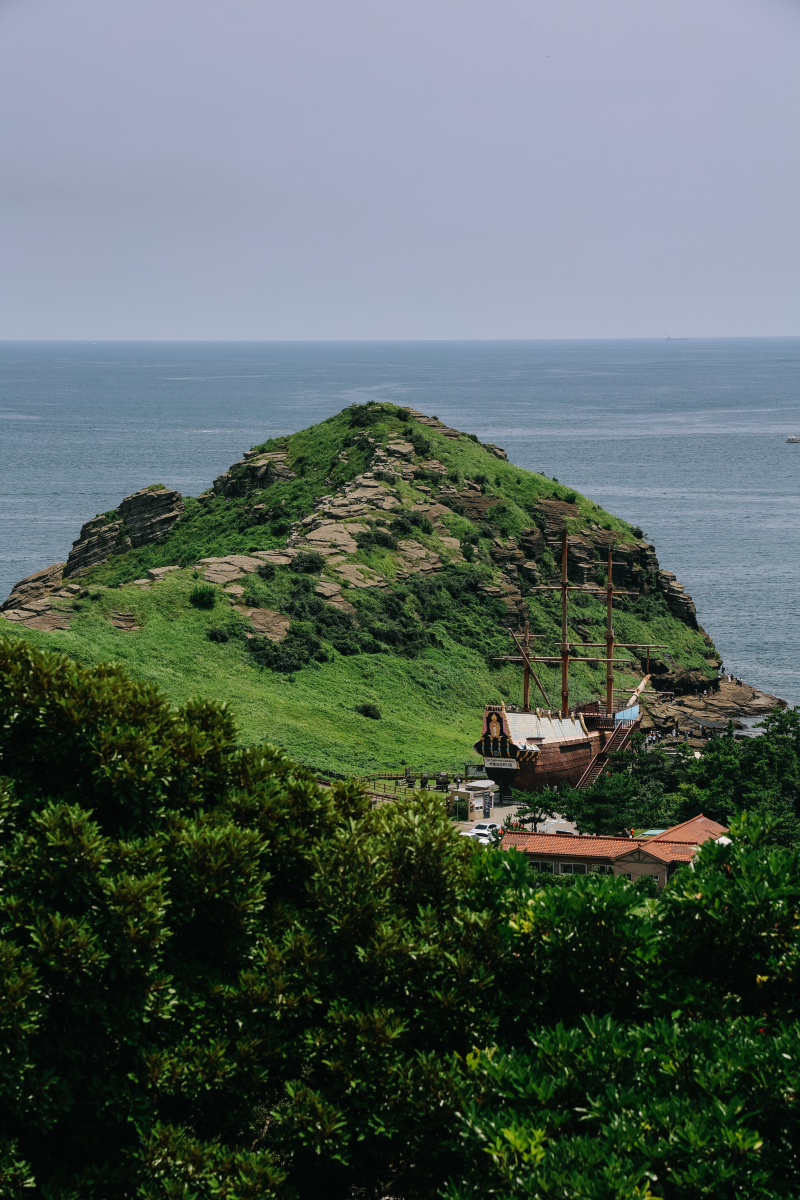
646 814 728 844
501 815 727 889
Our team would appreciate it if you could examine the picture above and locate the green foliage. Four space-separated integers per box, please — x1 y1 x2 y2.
355 702 381 719
390 510 434 537
247 620 328 673
446 1018 800 1200
562 720 800 848
410 430 431 457
507 786 557 831
0 642 799 1198
289 551 325 574
189 583 217 609
348 402 384 427
206 626 231 643
355 526 398 552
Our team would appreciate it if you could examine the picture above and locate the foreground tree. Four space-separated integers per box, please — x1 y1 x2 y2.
0 637 799 1199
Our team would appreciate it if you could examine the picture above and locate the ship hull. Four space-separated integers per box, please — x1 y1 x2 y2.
484 731 602 795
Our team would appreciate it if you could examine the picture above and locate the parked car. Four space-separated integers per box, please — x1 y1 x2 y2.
460 821 501 844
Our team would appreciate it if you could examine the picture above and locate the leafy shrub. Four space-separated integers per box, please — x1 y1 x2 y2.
206 626 230 643
348 402 383 427
395 406 411 421
356 702 381 719
290 551 326 574
633 873 658 898
257 561 276 581
391 511 434 537
355 528 398 552
189 583 216 608
246 620 328 672
410 431 431 457
446 1016 800 1200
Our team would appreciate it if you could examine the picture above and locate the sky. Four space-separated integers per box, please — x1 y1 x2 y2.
0 0 798 340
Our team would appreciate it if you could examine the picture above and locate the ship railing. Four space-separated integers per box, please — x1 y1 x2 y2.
582 715 639 732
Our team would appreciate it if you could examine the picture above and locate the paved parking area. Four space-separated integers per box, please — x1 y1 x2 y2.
456 806 579 836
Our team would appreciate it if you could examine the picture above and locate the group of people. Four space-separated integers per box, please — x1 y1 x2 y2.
645 725 709 747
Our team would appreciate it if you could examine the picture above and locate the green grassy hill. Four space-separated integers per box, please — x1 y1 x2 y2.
0 403 718 776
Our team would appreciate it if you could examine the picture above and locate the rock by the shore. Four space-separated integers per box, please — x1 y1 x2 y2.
64 486 183 578
0 562 65 611
117 487 184 548
641 677 784 735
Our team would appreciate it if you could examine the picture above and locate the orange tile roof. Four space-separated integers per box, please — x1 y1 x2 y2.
647 813 727 844
502 831 696 864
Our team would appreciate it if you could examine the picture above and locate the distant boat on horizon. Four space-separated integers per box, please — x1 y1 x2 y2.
786 435 799 443
666 336 689 341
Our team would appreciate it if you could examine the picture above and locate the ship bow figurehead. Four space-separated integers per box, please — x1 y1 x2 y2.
473 703 540 802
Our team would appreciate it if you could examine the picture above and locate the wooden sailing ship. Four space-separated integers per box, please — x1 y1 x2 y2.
474 528 665 797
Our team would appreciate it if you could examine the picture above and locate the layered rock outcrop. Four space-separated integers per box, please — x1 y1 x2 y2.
528 500 699 630
1 562 65 611
212 451 296 499
64 486 184 578
0 567 81 631
117 487 185 548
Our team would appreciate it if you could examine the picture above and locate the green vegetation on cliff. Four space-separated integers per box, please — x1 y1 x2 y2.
0 403 718 774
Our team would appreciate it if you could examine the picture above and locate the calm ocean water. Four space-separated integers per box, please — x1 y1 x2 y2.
1 340 799 704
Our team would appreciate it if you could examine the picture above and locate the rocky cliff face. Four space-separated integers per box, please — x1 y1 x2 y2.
64 486 183 578
521 499 699 630
211 451 296 499
1 562 66 611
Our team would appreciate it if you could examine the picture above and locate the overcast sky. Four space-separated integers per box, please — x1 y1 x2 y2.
1 0 798 339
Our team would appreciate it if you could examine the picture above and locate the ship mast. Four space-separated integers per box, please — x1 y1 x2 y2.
521 527 667 717
561 530 570 717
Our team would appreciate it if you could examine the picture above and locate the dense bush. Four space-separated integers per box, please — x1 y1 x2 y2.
409 431 431 458
348 403 384 428
1 639 799 1199
289 550 325 574
206 625 230 642
390 510 434 537
355 526 398 552
246 620 328 672
189 583 217 608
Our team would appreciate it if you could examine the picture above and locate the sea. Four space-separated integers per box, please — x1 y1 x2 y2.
1 339 799 706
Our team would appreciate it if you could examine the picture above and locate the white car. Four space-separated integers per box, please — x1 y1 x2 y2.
460 821 501 844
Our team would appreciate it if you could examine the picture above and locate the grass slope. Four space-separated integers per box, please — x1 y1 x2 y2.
3 404 717 775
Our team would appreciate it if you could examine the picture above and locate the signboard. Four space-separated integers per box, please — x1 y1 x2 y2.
484 758 518 770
